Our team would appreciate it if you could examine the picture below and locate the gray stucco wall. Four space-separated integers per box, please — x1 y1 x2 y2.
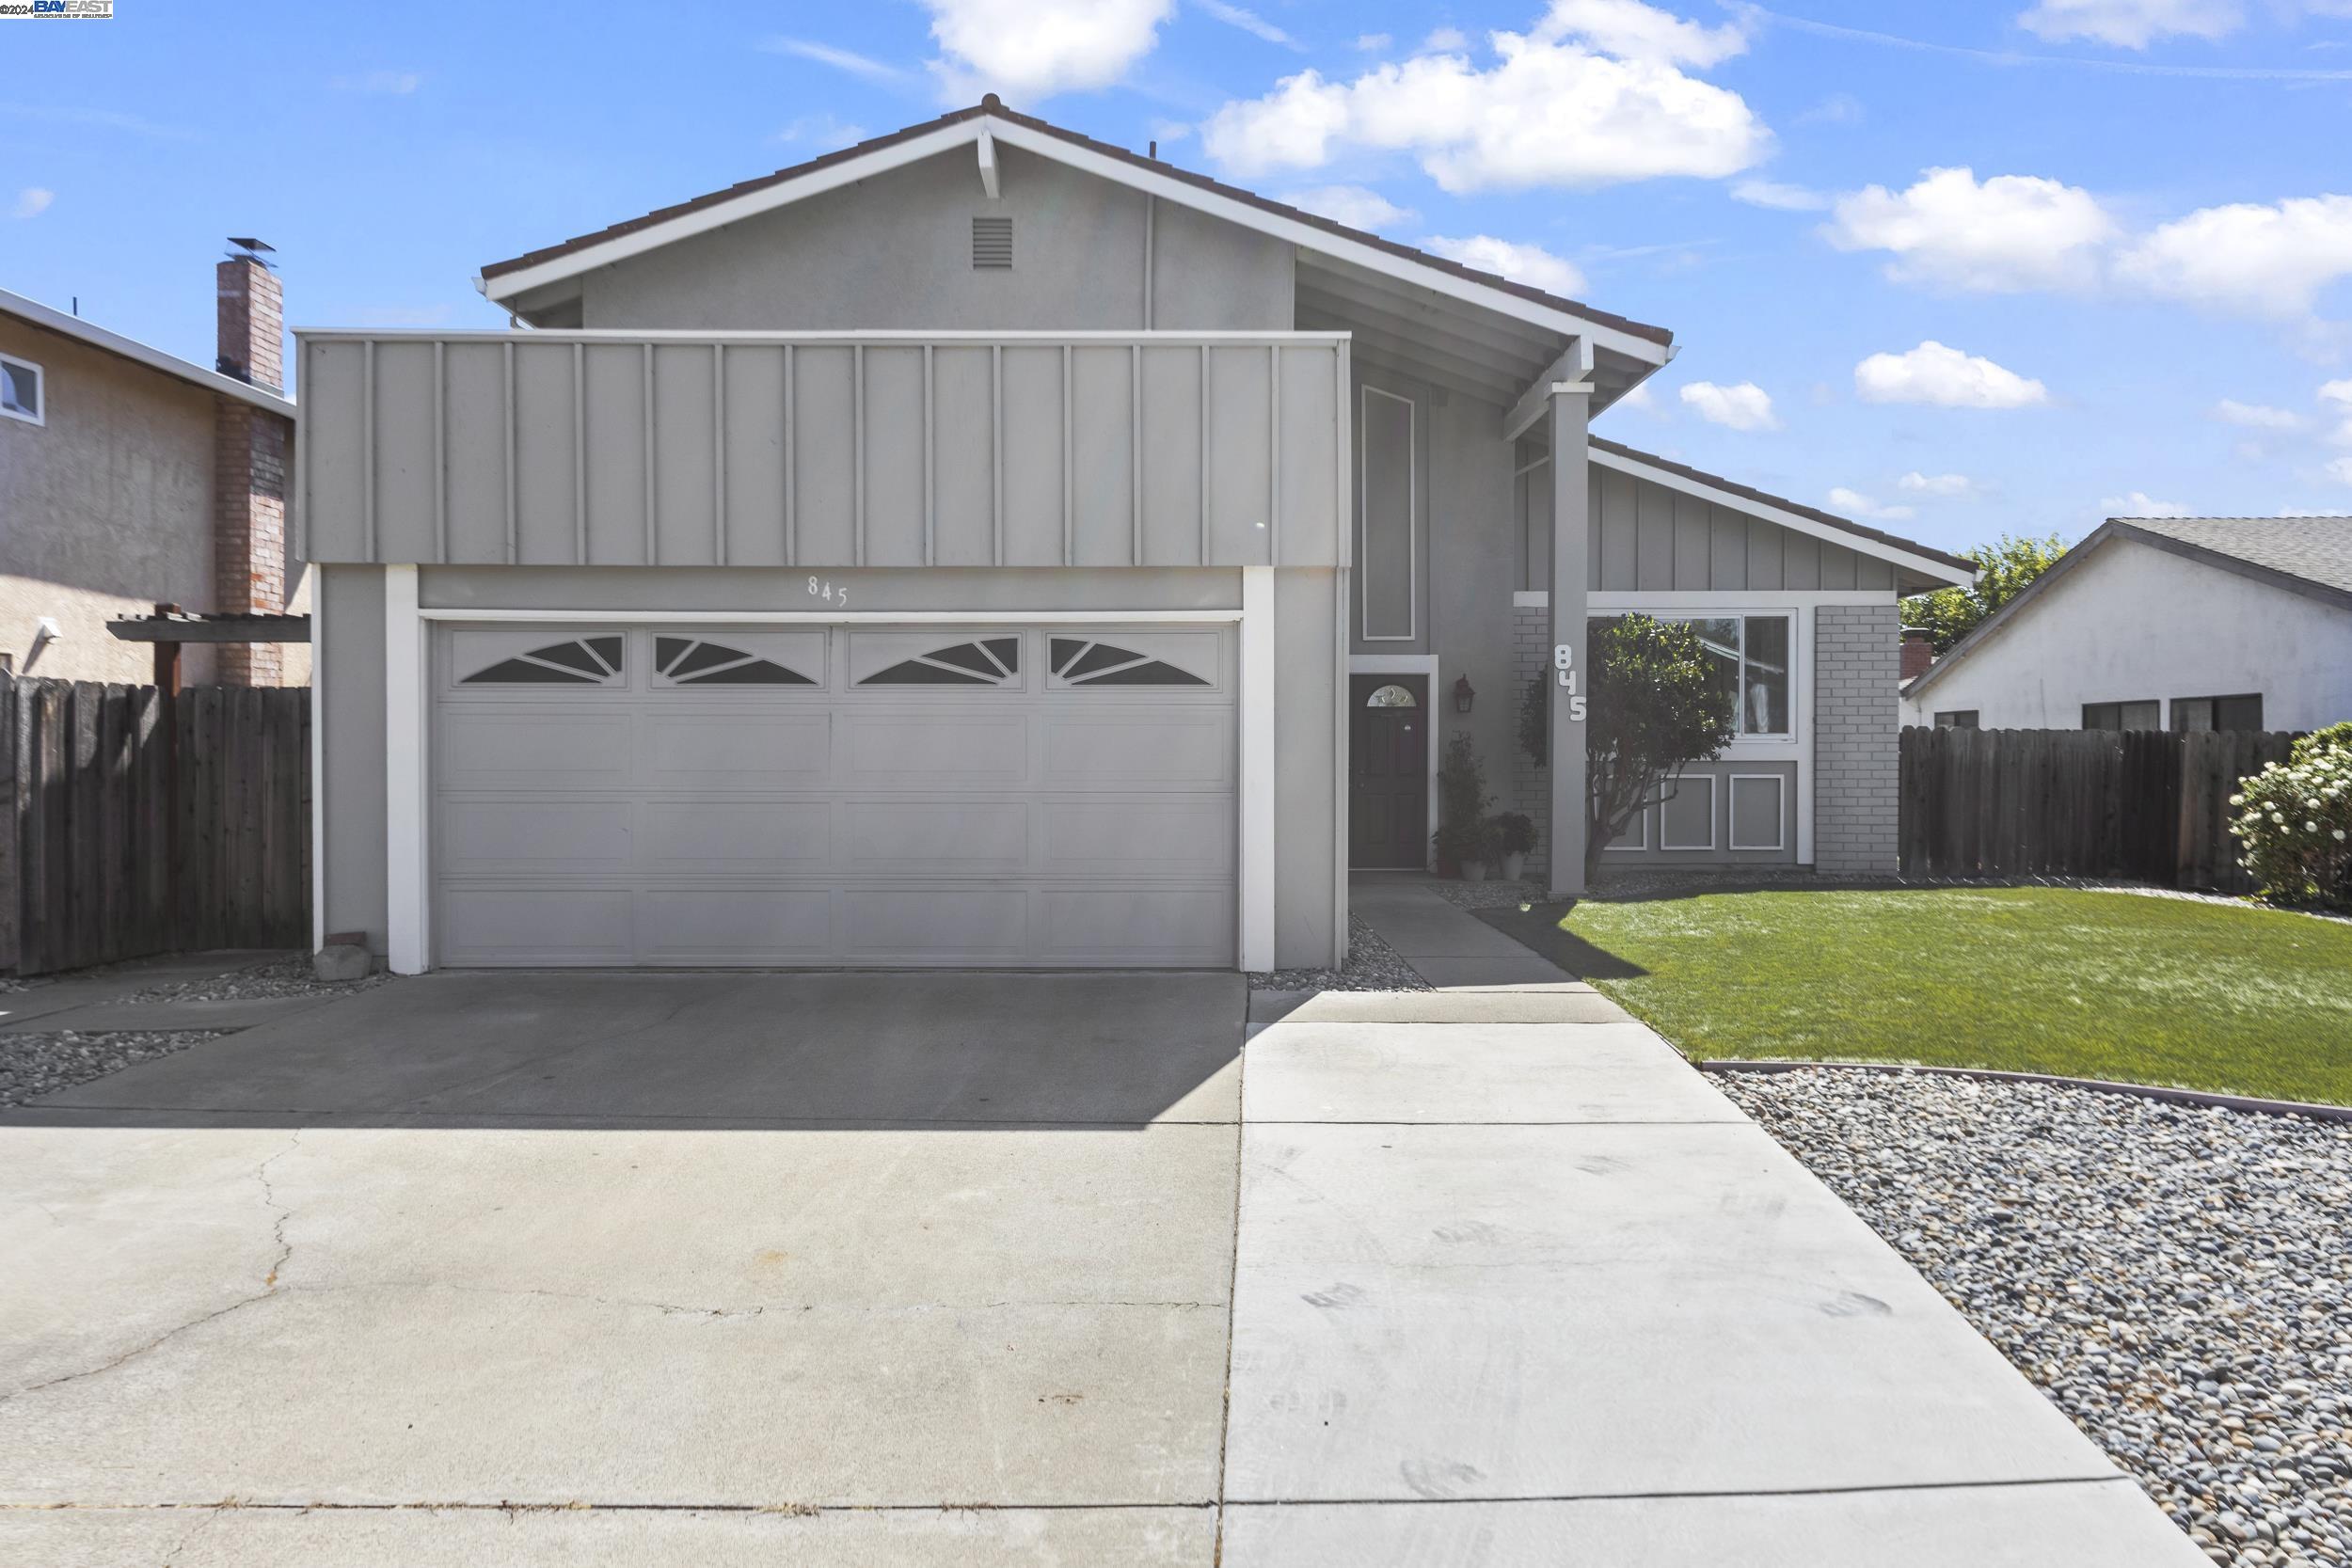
580 145 1294 333
1813 601 1900 874
319 564 389 954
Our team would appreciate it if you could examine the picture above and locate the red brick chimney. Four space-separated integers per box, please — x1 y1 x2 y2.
1899 626 1935 683
214 245 289 685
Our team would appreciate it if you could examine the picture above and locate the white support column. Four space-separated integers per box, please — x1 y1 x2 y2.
384 564 430 974
1546 384 1594 898
310 570 327 954
1238 564 1277 972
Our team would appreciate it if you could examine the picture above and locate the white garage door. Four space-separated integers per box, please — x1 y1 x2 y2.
429 623 1237 968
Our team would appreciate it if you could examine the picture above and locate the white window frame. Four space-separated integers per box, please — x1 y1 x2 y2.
0 353 44 426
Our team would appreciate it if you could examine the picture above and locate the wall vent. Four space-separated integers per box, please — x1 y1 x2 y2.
971 216 1013 269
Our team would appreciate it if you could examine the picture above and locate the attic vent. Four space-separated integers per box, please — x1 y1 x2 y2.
971 215 1012 269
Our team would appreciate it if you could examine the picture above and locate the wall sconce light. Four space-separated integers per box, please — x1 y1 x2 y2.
1453 674 1476 714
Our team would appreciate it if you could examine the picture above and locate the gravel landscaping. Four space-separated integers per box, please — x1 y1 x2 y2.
1249 914 1430 992
1 1030 230 1108
119 954 393 1004
1718 1068 2352 1567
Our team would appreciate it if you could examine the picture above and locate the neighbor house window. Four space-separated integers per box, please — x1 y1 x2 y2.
2082 700 2160 731
1934 710 1979 729
1597 614 1792 737
2169 694 2263 733
0 354 41 425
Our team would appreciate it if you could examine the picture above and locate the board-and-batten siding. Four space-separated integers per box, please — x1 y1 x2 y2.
298 333 1350 571
1518 461 1899 594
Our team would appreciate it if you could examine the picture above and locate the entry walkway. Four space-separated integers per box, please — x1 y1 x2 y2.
1220 885 2202 1563
1348 872 1570 989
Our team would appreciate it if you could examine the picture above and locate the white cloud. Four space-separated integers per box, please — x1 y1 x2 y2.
329 70 422 95
1200 1 1769 191
10 186 53 220
1355 32 1393 50
1423 26 1470 50
1828 486 1916 521
2019 0 2244 48
922 0 1175 101
2328 456 2352 486
1617 382 1662 413
2323 379 2352 445
1530 0 1749 67
1425 234 1588 296
1197 0 1294 46
774 114 868 150
2114 196 2352 321
1276 184 1415 231
758 37 912 85
1855 341 2050 408
1898 471 1979 498
1731 179 1829 212
1795 92 1864 126
1824 167 2116 293
2102 490 2195 516
2212 399 2306 431
1679 380 1779 431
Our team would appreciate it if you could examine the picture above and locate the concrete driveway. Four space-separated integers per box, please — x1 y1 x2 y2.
0 972 1245 1566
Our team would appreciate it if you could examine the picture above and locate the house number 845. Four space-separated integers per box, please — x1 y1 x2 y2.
807 576 850 607
1553 644 1587 723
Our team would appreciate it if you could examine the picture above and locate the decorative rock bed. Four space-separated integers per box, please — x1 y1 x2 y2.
120 955 393 1004
1717 1069 2352 1567
1249 914 1430 993
1 1030 230 1108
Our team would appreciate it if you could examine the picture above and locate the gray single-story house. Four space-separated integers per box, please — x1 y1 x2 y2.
1902 515 2352 734
296 100 1973 974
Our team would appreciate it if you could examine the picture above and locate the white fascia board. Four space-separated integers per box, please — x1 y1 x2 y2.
296 327 1350 345
976 129 1000 198
477 119 984 304
0 287 296 416
1590 445 1975 589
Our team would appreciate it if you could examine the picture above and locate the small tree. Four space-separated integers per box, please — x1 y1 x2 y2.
1582 616 1737 880
1901 532 2064 654
1432 731 1493 868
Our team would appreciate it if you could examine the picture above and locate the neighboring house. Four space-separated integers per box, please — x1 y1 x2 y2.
295 100 1973 974
1901 515 2352 734
0 254 305 687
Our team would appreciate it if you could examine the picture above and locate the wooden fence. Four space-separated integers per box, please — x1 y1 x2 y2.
0 673 310 976
1899 726 2297 894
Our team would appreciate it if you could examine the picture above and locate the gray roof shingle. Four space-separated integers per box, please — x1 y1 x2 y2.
2114 515 2352 596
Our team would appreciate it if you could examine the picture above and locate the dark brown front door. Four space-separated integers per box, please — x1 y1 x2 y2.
1350 673 1429 868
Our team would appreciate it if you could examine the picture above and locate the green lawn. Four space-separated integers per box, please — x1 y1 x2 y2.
1478 887 2352 1106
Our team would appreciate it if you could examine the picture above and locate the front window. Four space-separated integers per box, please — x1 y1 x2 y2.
1934 710 1979 729
1603 614 1792 737
2083 700 2160 731
2169 694 2262 732
0 355 41 425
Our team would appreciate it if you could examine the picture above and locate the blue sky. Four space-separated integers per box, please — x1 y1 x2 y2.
7 0 2352 556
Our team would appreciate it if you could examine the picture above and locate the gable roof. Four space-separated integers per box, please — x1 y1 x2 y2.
1905 515 2352 700
1590 435 1979 588
0 286 295 417
476 98 1673 366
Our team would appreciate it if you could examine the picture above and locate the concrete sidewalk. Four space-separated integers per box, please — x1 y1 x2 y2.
1219 982 2203 1565
1349 873 1571 989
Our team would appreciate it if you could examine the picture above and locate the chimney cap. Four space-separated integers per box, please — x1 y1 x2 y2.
226 237 277 264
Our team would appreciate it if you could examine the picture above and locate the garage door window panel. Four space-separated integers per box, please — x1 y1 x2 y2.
1046 633 1222 690
459 635 625 686
854 633 1023 688
652 634 820 688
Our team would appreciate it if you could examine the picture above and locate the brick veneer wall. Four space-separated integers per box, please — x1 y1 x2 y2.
1814 600 1901 874
213 256 291 686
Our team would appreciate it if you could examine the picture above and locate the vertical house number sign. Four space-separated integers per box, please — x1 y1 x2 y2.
1553 644 1588 723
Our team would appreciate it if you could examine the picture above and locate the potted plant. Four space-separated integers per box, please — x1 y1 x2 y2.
1433 733 1493 879
1487 812 1535 881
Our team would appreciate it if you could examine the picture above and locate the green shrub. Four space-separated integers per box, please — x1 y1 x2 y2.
2230 729 2352 910
1433 732 1493 866
1488 812 1537 857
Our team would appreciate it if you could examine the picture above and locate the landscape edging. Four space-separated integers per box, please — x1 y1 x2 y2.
1697 1058 2352 1124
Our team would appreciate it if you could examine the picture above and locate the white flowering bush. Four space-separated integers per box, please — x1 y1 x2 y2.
2229 722 2352 909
